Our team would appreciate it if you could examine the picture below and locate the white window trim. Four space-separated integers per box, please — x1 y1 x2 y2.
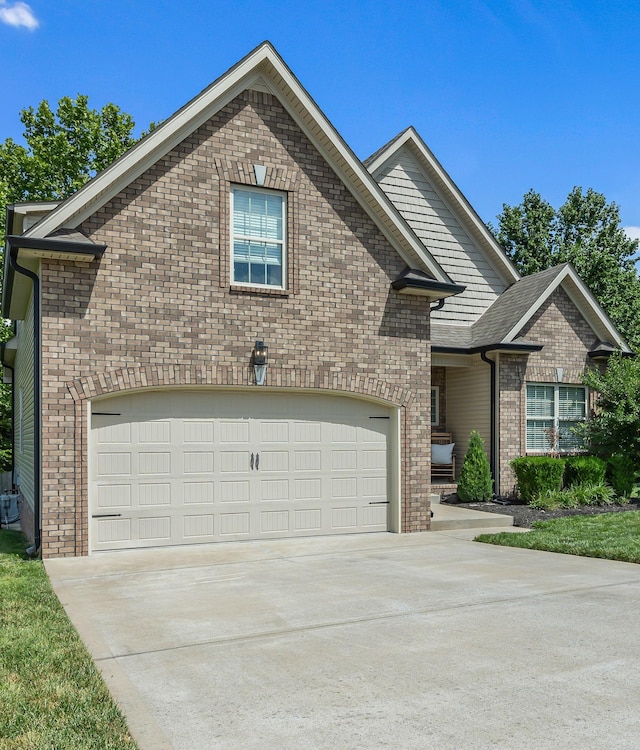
230 185 287 290
431 386 439 426
525 382 588 454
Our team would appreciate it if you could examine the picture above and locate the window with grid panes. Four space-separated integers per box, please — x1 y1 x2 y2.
231 187 285 288
526 384 587 453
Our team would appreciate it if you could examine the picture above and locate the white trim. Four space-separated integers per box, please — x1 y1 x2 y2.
23 43 451 285
525 382 588 454
503 265 631 352
230 186 286 290
367 128 520 286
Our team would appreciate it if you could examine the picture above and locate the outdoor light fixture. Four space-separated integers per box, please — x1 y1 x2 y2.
253 340 268 385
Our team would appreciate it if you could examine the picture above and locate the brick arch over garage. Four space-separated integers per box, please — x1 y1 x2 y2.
66 365 419 555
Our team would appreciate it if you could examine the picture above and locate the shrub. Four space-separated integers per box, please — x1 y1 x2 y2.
607 454 637 498
457 430 493 502
564 456 607 488
571 484 615 506
529 490 563 510
511 456 565 503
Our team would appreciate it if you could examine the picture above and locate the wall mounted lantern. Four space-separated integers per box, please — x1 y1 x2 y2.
252 340 268 385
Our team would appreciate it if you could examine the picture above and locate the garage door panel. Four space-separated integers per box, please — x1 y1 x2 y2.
183 452 214 474
96 484 131 509
183 420 215 443
260 479 290 501
90 392 392 551
219 480 250 503
183 482 214 504
138 452 171 475
183 514 215 538
138 483 171 506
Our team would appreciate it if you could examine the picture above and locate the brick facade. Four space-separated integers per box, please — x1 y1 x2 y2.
38 89 434 557
498 286 601 494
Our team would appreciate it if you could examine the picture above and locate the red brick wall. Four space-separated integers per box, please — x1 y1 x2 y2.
39 89 434 556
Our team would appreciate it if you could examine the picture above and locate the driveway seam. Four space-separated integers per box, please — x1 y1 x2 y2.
99 575 640 661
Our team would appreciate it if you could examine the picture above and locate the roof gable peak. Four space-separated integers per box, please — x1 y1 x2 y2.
23 42 452 285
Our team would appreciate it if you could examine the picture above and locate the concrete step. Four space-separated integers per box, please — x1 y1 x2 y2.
431 503 514 531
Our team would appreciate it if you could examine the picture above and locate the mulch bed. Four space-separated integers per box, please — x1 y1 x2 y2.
442 496 640 528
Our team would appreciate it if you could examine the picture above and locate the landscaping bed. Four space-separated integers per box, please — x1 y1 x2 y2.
443 496 640 528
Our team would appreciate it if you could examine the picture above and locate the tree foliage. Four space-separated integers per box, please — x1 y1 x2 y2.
0 95 140 471
457 430 493 502
492 187 640 350
0 95 138 208
579 353 640 465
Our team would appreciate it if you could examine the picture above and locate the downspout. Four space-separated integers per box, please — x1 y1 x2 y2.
7 243 41 555
480 350 497 497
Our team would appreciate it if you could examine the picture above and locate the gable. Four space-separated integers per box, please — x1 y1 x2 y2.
21 42 453 290
373 146 509 325
74 88 424 341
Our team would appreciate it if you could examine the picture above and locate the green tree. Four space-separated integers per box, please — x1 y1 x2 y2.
492 187 640 350
0 95 138 207
457 430 493 502
0 95 141 470
579 353 640 465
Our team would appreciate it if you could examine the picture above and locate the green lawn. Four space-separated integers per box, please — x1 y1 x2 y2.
476 510 640 563
0 530 137 749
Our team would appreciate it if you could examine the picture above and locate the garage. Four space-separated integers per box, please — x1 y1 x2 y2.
89 390 395 551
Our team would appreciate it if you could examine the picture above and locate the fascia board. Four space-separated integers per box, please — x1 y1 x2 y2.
502 266 631 352
368 128 521 286
561 269 632 352
23 43 450 284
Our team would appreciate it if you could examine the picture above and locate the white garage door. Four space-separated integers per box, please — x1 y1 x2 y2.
90 390 392 551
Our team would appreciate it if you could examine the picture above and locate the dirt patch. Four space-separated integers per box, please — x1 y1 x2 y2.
442 498 640 528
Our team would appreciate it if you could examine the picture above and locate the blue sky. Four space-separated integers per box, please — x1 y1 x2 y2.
1 0 640 240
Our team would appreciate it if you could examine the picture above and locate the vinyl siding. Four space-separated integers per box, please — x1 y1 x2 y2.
374 148 508 325
445 357 491 474
14 289 36 511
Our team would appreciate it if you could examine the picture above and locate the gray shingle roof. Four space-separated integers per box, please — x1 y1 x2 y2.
431 264 569 351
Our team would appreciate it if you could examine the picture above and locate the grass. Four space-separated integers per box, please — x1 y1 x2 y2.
476 510 640 564
0 530 137 749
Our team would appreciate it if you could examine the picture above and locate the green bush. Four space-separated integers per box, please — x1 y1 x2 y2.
607 454 637 498
564 456 607 487
572 484 615 506
529 489 563 510
511 456 565 503
564 456 607 488
457 430 493 502
529 484 615 510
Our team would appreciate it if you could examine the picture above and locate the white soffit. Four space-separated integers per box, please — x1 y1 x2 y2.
23 43 450 284
503 265 631 352
367 128 520 286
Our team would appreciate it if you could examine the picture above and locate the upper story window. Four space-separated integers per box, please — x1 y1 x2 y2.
231 186 286 288
526 384 587 453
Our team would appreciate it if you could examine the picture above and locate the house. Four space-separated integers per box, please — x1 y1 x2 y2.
2 43 631 558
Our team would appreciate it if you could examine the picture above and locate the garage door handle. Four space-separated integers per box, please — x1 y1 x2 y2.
92 513 123 518
368 501 389 505
250 453 254 470
255 452 259 470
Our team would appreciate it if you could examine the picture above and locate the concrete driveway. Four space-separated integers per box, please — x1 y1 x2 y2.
46 529 640 750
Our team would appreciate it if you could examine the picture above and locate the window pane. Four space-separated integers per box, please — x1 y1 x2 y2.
233 241 250 262
558 387 586 419
249 263 266 286
266 264 282 286
559 421 584 451
526 419 553 451
526 385 555 417
234 262 249 283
